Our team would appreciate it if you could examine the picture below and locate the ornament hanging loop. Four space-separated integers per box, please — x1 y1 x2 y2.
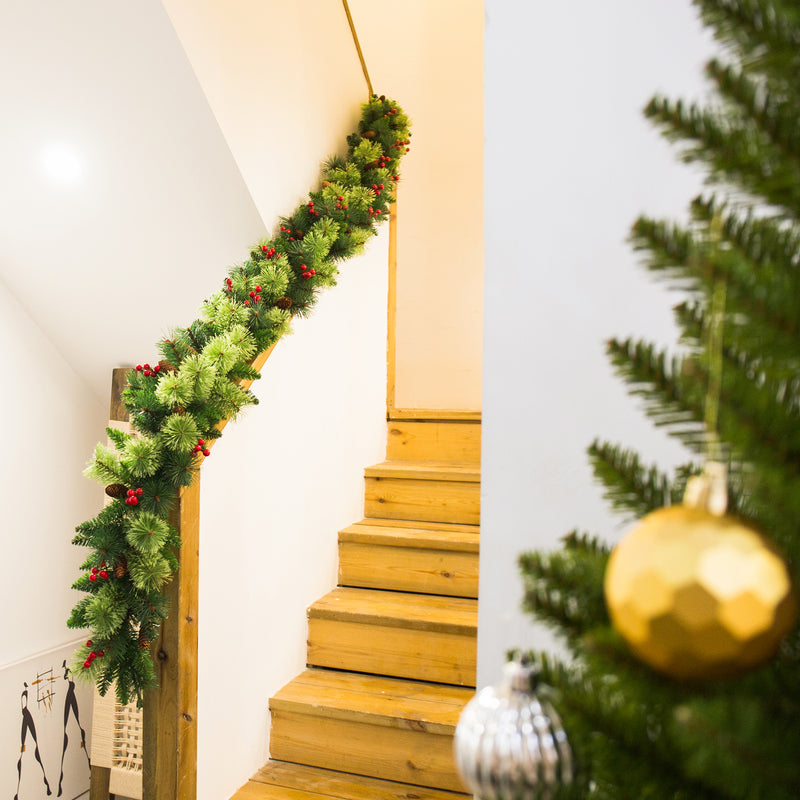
683 213 729 516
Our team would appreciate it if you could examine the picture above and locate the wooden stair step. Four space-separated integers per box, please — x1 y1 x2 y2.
365 461 480 483
232 761 469 799
364 463 480 526
386 420 481 464
339 521 479 597
269 669 472 792
307 588 477 685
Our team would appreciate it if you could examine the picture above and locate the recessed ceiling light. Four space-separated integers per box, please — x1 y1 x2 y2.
40 143 83 182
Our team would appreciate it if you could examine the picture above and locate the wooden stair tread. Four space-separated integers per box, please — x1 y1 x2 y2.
340 521 479 552
234 761 468 799
269 669 473 735
364 461 480 483
309 588 476 634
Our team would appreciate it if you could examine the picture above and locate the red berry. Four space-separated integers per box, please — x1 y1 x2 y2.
261 245 268 252
99 570 109 580
249 291 255 298
202 449 210 457
153 365 161 373
244 300 250 306
90 651 97 659
91 567 98 574
83 660 91 669
86 639 92 647
302 272 311 280
98 650 105 657
136 487 143 496
379 184 384 190
129 496 138 506
144 363 150 370
372 184 377 190
255 286 261 292
89 574 97 582
310 269 316 276
198 438 205 446
255 295 261 302
127 489 134 496
136 365 143 371
143 370 151 377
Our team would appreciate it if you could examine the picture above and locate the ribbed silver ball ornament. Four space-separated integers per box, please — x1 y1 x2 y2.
454 658 574 799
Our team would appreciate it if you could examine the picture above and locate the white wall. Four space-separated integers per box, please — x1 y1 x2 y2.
346 0 485 411
0 285 104 665
480 1 716 685
158 3 391 797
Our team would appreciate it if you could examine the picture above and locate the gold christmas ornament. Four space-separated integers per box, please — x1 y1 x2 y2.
605 497 797 679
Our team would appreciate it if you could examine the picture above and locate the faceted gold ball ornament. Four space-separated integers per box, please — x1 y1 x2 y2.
604 505 797 679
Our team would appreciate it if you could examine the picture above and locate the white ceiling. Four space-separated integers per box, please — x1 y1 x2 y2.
0 0 266 400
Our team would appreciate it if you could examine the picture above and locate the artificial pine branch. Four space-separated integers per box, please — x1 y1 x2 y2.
645 94 800 216
587 440 692 519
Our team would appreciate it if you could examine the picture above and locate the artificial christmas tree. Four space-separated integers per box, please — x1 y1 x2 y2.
516 2 800 798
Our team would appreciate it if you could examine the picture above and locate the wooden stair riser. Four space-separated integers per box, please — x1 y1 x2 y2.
365 477 480 525
307 619 476 685
240 761 469 799
386 421 481 463
338 541 478 597
270 710 467 793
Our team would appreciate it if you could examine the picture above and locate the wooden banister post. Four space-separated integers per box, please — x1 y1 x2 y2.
142 478 200 800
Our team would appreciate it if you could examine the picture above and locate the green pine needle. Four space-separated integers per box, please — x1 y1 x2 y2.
160 413 201 455
126 512 169 555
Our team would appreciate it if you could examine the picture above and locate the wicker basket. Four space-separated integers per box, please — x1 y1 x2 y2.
91 686 143 798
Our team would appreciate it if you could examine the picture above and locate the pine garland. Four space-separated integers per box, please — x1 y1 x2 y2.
68 96 412 706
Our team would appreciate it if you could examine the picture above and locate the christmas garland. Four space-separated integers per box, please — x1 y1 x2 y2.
67 96 411 706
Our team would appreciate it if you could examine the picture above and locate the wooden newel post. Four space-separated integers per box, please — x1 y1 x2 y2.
142 476 200 800
90 368 200 800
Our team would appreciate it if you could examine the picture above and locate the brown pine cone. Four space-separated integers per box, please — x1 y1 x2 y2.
362 130 377 139
138 630 151 651
105 483 127 499
114 555 127 579
275 297 293 310
321 180 332 188
173 406 186 415
158 359 178 373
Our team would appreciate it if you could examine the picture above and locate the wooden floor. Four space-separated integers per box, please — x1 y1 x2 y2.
230 419 480 799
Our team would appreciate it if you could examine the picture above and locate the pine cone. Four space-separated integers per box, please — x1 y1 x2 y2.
362 130 377 139
158 359 178 373
105 483 127 499
275 297 293 310
322 180 332 188
173 406 186 415
114 555 127 579
138 630 151 651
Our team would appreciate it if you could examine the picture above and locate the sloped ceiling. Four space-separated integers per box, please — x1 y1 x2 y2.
0 0 266 400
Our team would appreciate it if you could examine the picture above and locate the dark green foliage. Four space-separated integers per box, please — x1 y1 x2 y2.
517 3 800 797
68 96 411 706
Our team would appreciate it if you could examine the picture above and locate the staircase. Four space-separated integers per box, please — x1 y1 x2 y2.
230 418 480 799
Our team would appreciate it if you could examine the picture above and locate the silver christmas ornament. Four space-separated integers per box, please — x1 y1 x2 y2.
454 658 574 799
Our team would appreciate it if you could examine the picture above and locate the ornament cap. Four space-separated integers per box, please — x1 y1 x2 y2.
684 461 728 515
503 655 540 692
